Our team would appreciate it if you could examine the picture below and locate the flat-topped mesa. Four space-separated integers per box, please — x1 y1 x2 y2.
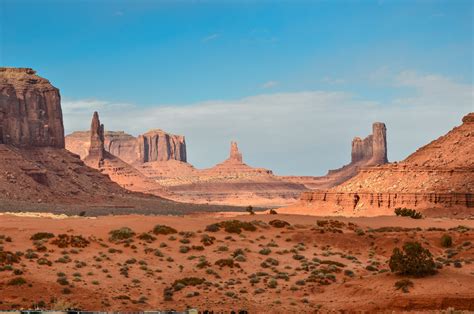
228 141 243 163
0 67 65 148
138 129 187 163
88 111 105 161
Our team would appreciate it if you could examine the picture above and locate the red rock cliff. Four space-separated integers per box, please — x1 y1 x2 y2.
0 67 64 148
66 129 187 164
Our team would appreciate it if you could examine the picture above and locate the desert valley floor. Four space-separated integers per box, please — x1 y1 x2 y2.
0 212 473 312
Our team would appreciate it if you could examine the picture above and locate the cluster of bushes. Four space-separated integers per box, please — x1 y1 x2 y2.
51 234 89 248
205 220 257 234
394 208 422 219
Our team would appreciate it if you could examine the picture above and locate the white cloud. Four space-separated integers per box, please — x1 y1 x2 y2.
261 81 279 89
62 71 473 175
201 33 220 43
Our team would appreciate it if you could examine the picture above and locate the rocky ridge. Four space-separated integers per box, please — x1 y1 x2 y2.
291 113 474 217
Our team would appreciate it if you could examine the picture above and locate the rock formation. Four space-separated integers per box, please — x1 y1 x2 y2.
66 129 187 164
87 111 105 162
0 68 196 213
138 129 187 163
0 67 64 148
291 113 474 217
283 122 389 190
228 141 243 163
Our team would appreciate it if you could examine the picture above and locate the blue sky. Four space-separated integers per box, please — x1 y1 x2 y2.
1 0 473 175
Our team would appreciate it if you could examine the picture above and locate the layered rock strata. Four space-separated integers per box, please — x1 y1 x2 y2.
0 67 64 148
292 113 474 217
66 129 187 164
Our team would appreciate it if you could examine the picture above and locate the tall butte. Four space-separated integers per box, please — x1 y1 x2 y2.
0 67 64 147
86 111 106 163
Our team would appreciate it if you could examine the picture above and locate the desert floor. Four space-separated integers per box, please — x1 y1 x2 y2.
0 212 473 313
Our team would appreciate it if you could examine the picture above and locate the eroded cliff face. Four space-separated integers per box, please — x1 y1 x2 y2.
294 113 474 217
0 68 64 148
138 129 187 163
66 129 187 164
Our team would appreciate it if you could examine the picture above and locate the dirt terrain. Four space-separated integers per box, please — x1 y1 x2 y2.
0 213 472 312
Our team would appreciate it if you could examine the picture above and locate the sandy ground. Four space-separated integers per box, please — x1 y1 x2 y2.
0 213 473 312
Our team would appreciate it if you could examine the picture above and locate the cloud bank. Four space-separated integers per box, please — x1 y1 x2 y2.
62 71 473 175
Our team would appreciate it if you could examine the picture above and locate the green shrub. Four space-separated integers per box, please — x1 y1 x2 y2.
269 220 290 228
394 208 422 219
394 279 414 293
389 242 436 277
109 227 135 242
153 225 177 235
8 277 26 286
440 234 453 248
138 233 156 243
172 277 205 290
30 233 54 241
215 258 238 268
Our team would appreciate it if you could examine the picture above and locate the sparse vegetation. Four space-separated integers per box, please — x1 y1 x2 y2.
30 232 54 241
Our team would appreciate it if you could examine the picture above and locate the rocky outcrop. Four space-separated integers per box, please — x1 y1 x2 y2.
228 141 243 163
0 67 64 148
87 112 105 161
138 129 187 163
294 113 474 217
66 129 187 164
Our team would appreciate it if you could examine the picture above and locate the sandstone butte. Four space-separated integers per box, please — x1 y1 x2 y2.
66 121 390 206
281 113 474 218
66 128 187 165
0 67 237 215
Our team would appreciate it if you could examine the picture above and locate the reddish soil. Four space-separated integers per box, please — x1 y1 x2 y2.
0 213 472 312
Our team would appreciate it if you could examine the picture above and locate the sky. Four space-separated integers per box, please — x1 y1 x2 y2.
1 0 473 175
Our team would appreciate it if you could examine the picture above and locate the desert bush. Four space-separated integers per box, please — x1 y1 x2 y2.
8 277 26 286
389 242 436 277
179 246 190 254
205 223 221 232
269 219 290 228
267 278 277 288
440 234 453 248
51 234 89 248
394 279 414 293
246 205 255 215
200 234 216 246
394 208 422 219
138 233 156 243
172 277 205 290
220 220 257 234
153 225 177 235
30 232 54 241
215 258 238 268
163 287 173 301
0 251 20 265
269 209 278 215
109 227 135 242
259 248 271 255
37 258 52 266
320 260 346 268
